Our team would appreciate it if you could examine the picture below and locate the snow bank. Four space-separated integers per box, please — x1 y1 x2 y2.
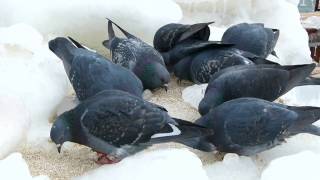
0 96 29 159
182 84 207 109
0 153 49 180
205 154 259 180
261 151 320 180
0 0 182 52
280 86 320 107
75 148 209 180
0 24 69 149
257 134 320 164
175 0 311 65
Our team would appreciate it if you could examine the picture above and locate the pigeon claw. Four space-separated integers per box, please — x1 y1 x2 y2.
162 84 168 92
96 152 120 164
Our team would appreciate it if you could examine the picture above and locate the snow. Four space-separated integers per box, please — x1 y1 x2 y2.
261 151 320 180
0 0 319 180
182 84 208 109
0 0 182 52
0 96 29 159
0 24 70 149
280 86 320 106
0 153 49 180
205 153 260 180
175 0 312 65
75 148 209 180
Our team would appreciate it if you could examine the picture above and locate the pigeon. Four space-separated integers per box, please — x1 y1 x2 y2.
103 19 170 90
173 56 194 82
189 47 256 83
198 63 316 115
168 40 279 83
222 23 280 58
161 40 234 68
49 37 144 100
50 90 213 164
187 98 320 155
153 22 213 53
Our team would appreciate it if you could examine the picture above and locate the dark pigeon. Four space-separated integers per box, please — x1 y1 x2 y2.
187 98 320 155
173 56 194 82
103 19 170 90
153 22 213 53
189 47 255 83
222 23 280 58
49 37 144 100
170 40 279 83
198 63 316 115
161 40 234 67
50 90 213 164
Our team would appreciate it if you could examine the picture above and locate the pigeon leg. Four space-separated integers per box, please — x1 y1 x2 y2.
176 79 181 85
95 152 120 164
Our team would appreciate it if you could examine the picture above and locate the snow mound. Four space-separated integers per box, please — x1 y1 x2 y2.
257 134 320 164
175 0 311 65
280 86 320 107
205 153 259 180
0 23 70 149
261 151 320 180
0 153 49 180
75 148 209 180
182 84 208 109
0 95 29 159
0 0 182 52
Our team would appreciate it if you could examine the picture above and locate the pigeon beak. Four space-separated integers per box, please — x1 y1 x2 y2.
57 144 62 153
162 84 168 92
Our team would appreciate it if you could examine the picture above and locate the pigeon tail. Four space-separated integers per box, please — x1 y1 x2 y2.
288 106 320 136
287 63 316 88
148 118 214 145
107 18 136 39
300 125 320 136
298 76 320 86
178 21 214 43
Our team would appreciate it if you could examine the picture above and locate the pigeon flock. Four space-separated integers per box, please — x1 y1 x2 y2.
49 20 320 164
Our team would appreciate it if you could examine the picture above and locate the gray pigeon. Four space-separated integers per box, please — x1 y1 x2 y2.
103 19 170 90
186 98 320 155
50 90 213 164
222 23 280 58
49 37 143 100
198 63 316 115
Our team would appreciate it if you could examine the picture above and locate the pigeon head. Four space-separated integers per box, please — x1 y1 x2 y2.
138 62 170 90
48 37 77 75
50 112 73 153
198 89 224 115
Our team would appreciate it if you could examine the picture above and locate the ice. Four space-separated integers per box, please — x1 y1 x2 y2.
0 0 182 52
182 84 208 109
175 0 311 65
0 96 29 159
261 151 320 180
0 24 70 149
0 153 49 180
205 153 260 180
75 148 209 180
